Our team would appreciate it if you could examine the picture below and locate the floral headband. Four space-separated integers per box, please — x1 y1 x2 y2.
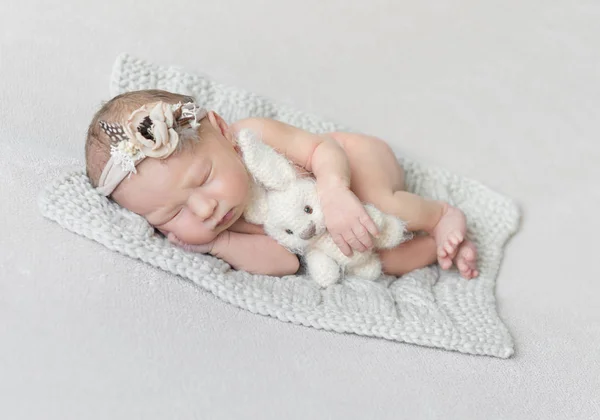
96 100 208 196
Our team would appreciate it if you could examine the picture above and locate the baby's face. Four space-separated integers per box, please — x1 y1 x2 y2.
113 113 251 245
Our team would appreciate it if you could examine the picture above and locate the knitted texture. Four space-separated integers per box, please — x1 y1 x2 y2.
39 53 520 358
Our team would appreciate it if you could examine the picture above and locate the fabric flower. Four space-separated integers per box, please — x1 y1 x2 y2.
124 102 180 159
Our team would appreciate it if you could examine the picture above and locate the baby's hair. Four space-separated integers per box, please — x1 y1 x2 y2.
85 89 202 188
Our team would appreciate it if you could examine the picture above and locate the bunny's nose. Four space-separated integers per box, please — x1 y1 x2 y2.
299 223 316 240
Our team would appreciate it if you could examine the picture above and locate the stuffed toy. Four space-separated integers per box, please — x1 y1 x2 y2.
237 129 412 287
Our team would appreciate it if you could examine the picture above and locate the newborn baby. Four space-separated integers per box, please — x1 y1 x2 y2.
85 89 479 279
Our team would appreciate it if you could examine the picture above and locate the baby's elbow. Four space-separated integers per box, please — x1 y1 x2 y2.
270 252 300 277
287 253 301 276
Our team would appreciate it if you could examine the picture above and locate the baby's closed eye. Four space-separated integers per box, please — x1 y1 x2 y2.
154 206 185 227
184 160 212 188
172 206 185 220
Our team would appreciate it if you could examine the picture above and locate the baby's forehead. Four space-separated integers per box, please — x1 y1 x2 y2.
119 157 194 220
133 151 199 192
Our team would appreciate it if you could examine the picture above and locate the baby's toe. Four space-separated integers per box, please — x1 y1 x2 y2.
439 256 453 270
465 263 480 280
444 242 457 256
438 246 448 258
449 232 463 246
463 247 475 261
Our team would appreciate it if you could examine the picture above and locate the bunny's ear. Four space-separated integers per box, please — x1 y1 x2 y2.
242 180 269 225
236 128 298 191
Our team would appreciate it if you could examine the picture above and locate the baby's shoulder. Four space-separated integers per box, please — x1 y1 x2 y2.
230 117 338 172
231 117 351 151
230 116 276 135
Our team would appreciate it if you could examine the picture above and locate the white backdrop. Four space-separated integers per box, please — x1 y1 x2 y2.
1 1 599 419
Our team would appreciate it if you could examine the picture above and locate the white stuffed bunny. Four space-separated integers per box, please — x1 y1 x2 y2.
237 128 412 288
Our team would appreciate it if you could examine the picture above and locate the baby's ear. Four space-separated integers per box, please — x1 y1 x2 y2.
236 128 297 191
242 181 269 225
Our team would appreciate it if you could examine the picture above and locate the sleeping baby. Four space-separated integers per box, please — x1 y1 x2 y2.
85 89 479 279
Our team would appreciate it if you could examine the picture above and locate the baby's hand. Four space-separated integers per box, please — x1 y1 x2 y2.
167 232 216 254
319 186 379 257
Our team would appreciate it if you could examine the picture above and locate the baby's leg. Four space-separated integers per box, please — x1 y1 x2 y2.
378 230 479 279
379 233 478 278
377 235 437 276
329 131 478 279
382 192 466 270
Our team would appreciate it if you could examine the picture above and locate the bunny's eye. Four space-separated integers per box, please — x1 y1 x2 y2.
304 205 313 214
285 229 294 235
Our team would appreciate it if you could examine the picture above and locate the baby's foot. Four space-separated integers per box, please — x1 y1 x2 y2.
454 240 479 279
432 203 467 270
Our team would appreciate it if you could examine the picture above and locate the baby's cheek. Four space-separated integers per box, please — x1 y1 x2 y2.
172 217 218 245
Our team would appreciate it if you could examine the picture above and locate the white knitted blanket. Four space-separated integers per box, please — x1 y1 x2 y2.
38 53 520 358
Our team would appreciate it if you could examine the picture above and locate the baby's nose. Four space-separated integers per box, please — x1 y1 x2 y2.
189 196 218 220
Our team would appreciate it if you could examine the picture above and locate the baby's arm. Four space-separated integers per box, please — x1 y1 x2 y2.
231 118 350 191
211 231 300 276
231 118 379 255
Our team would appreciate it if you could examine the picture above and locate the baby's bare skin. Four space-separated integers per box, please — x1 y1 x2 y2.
112 109 478 279
228 129 478 279
324 131 478 279
343 132 476 279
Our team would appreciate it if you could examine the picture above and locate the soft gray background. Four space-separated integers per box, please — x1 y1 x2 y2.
1 0 599 419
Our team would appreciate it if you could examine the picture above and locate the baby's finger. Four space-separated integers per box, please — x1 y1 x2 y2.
359 213 379 238
167 232 182 245
345 233 368 253
333 233 353 257
352 225 373 249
